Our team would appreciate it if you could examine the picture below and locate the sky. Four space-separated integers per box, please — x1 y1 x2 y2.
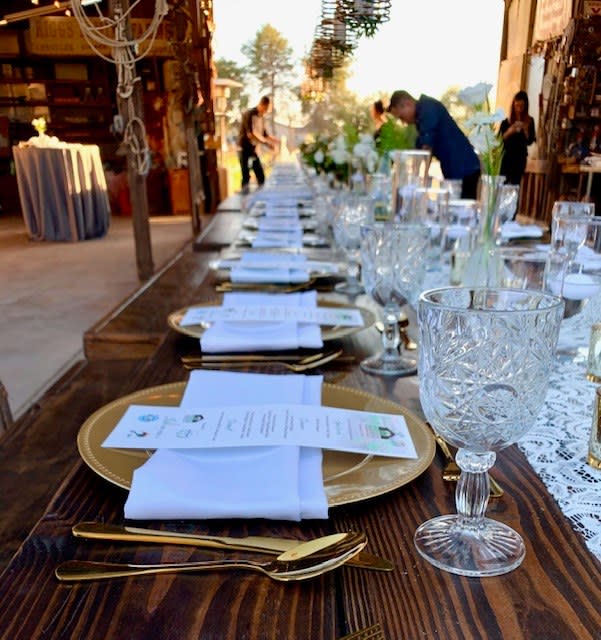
211 0 505 102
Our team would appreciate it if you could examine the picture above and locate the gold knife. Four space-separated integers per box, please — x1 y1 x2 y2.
72 522 394 572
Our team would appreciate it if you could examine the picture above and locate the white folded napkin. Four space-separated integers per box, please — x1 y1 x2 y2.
257 218 302 232
200 290 323 353
501 221 544 240
124 370 328 520
251 229 303 248
230 252 310 284
264 206 302 218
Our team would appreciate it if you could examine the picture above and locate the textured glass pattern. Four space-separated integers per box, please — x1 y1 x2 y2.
418 289 564 452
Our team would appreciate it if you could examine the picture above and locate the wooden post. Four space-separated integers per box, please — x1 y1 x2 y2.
109 0 154 281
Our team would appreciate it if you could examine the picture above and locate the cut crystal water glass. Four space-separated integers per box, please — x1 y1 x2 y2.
415 287 564 576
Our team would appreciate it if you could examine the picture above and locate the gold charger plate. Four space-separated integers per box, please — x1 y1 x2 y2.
167 299 376 343
77 382 435 507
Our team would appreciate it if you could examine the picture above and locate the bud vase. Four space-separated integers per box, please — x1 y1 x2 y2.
461 175 506 287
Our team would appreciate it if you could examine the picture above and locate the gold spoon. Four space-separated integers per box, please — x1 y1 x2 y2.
55 531 367 583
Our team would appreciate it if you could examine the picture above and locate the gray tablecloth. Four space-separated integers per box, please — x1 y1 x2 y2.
13 144 111 241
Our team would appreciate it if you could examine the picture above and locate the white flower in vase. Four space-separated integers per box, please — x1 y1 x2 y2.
329 135 350 165
458 83 506 287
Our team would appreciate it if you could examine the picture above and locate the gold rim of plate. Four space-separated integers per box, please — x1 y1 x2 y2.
77 382 435 507
167 298 376 342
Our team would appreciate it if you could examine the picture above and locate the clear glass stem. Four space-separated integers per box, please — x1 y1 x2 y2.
455 449 496 524
347 259 360 288
381 302 401 357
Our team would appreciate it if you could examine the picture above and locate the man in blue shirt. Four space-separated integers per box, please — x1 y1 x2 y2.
388 90 481 198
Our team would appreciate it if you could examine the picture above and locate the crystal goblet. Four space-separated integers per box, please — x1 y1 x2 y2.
544 216 601 320
359 223 429 376
332 194 374 295
416 287 564 577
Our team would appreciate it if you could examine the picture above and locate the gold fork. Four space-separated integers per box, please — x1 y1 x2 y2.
183 349 343 373
338 623 384 640
432 432 504 499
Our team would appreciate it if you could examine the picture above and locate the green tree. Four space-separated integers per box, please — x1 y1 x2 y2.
241 24 295 122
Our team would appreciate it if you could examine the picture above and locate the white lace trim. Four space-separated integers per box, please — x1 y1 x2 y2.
519 312 601 561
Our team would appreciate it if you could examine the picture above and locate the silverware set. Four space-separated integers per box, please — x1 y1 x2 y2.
55 522 394 583
70 522 394 572
181 349 353 372
215 278 335 293
56 530 368 583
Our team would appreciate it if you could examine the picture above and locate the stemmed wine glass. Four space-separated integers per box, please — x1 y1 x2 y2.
416 287 564 576
332 194 374 295
544 216 601 324
359 223 429 376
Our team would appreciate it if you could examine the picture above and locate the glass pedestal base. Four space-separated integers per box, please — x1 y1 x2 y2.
414 514 525 577
359 352 417 377
335 280 364 295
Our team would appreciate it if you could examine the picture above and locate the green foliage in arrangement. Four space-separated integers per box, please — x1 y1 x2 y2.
376 119 417 155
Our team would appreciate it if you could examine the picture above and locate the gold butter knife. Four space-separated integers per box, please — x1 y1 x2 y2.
72 522 393 572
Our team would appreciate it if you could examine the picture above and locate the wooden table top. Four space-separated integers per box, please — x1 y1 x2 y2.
0 210 599 640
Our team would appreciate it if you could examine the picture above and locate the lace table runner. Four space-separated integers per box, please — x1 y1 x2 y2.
519 312 601 561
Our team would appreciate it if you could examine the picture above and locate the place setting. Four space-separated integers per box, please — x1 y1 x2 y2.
209 251 344 293
75 369 436 523
68 368 436 584
167 289 376 354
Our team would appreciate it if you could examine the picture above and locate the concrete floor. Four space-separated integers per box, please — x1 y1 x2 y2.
0 213 194 419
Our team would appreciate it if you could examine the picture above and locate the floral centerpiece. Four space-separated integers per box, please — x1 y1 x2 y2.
458 82 506 286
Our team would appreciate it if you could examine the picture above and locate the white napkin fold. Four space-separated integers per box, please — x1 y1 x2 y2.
230 252 310 284
251 229 303 248
257 218 302 232
501 221 544 240
124 370 328 520
200 291 323 353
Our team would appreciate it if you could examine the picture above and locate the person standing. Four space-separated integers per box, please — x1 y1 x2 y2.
237 95 279 194
370 99 388 142
388 90 481 198
499 90 536 185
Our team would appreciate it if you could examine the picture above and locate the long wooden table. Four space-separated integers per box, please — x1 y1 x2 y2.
0 210 599 639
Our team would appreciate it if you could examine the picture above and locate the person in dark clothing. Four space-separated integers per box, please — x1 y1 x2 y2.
499 90 536 185
388 90 481 199
237 95 279 194
370 99 388 141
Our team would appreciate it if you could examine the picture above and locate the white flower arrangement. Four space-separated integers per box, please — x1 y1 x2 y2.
328 135 350 166
32 116 47 135
352 134 379 174
458 82 505 176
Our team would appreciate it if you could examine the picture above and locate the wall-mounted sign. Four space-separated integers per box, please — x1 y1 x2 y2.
26 17 173 57
533 0 572 42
